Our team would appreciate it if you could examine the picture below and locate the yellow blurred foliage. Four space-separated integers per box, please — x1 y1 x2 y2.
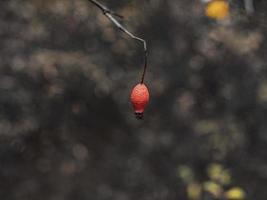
187 182 202 200
194 120 219 135
205 0 229 20
177 165 194 183
203 181 223 198
258 81 267 103
225 187 246 200
207 163 231 185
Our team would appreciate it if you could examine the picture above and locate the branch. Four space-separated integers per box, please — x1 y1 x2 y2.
88 0 148 84
244 0 254 15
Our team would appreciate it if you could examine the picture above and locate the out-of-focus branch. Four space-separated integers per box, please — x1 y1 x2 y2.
88 0 148 84
244 0 254 15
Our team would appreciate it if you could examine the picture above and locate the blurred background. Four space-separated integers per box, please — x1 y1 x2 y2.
0 0 267 199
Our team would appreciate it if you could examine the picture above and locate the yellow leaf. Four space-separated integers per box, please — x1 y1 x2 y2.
205 0 229 20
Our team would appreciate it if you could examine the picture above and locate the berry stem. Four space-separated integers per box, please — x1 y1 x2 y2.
141 48 148 84
88 0 148 84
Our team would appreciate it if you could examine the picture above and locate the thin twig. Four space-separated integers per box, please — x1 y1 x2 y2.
88 0 148 84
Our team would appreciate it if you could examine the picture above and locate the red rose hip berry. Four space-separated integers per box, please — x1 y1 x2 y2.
130 83 149 119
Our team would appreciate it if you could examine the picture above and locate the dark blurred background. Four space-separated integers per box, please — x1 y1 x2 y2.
0 0 267 199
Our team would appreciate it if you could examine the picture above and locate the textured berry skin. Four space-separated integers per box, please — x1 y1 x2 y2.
130 83 149 118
